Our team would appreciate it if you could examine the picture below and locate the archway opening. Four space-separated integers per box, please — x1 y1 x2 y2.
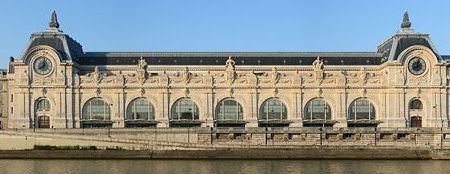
409 99 423 127
215 99 245 127
35 98 51 128
347 99 378 127
170 98 200 127
81 98 112 128
258 98 289 127
303 98 334 127
125 98 157 128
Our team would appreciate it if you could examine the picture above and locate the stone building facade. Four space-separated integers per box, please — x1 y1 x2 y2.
6 11 450 129
0 69 8 129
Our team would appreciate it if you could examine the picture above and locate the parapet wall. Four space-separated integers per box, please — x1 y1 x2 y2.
5 127 450 149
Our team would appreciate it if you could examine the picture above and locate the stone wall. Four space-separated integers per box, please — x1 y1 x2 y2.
3 127 450 150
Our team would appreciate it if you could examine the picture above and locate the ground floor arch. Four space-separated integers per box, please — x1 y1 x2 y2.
215 98 245 127
170 97 200 127
81 98 112 128
258 98 289 127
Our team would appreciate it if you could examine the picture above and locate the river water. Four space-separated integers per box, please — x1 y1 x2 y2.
0 159 448 174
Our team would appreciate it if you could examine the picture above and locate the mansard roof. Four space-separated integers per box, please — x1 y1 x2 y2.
376 11 442 61
19 11 83 61
77 52 384 66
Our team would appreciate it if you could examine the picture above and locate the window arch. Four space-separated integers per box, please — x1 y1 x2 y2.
171 98 199 121
126 98 155 120
304 98 331 121
82 98 111 120
36 98 50 111
216 99 243 121
409 99 423 110
259 98 287 121
348 99 376 121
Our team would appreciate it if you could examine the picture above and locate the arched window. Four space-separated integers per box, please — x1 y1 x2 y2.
126 98 155 120
82 98 111 120
171 98 199 121
36 98 50 111
304 99 331 121
410 99 423 110
259 98 287 121
348 99 376 121
216 99 243 120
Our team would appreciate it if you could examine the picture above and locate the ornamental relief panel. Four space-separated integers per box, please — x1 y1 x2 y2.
72 65 408 90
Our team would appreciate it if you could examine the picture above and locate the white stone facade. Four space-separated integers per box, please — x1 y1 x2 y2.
5 11 450 129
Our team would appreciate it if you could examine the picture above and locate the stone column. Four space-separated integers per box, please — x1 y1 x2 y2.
290 91 302 127
204 91 214 127
334 91 347 127
157 90 169 127
115 90 125 128
73 89 80 128
246 91 259 127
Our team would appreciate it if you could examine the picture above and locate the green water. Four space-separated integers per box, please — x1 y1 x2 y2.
0 159 448 174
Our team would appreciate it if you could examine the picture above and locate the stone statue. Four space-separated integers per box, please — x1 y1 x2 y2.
92 66 102 83
225 57 236 85
271 66 280 84
182 67 191 84
360 68 368 84
225 56 235 72
312 57 324 71
136 57 148 83
138 57 147 70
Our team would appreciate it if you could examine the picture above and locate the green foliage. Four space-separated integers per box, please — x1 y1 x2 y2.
32 145 101 150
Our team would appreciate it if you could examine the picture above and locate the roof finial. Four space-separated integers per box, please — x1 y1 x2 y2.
48 10 60 29
401 10 411 29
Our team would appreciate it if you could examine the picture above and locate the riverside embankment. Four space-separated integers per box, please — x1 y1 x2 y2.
1 127 450 159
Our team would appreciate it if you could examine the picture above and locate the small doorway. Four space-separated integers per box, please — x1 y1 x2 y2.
411 116 422 128
38 116 50 128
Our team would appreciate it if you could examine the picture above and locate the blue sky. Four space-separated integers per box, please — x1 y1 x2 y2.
0 0 449 68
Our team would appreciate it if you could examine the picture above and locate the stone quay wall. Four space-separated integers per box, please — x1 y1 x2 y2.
2 127 450 159
2 127 450 149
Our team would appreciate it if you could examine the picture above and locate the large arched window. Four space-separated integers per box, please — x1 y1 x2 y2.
348 99 376 127
304 99 331 121
36 98 50 111
409 99 423 110
216 99 243 121
171 98 199 121
126 98 155 120
82 98 111 120
259 98 287 121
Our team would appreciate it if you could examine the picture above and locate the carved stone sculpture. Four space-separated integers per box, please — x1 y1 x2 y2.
271 67 280 84
312 57 324 71
136 57 148 84
182 67 191 84
225 57 236 85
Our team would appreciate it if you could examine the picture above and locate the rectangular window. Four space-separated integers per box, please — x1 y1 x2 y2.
10 107 13 114
10 94 13 103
